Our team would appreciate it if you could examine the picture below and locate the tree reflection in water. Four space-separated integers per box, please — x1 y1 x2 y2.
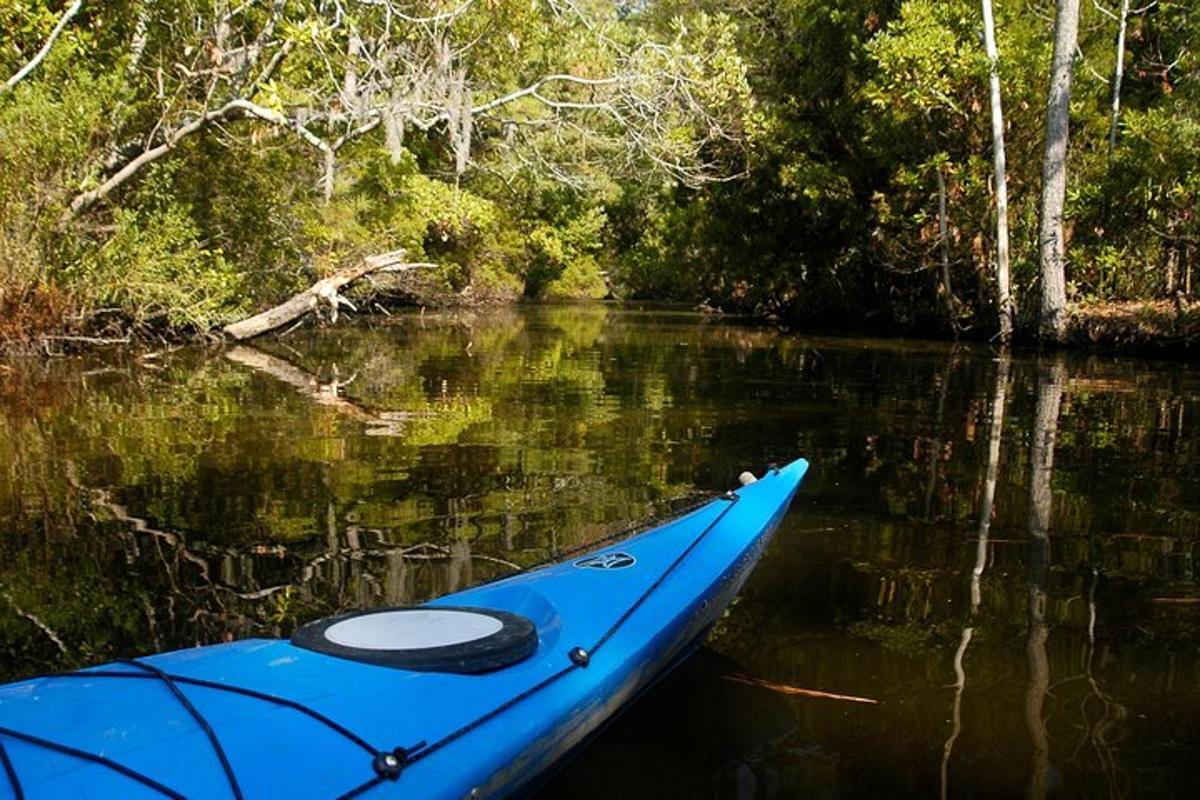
1 307 1197 797
940 350 1009 800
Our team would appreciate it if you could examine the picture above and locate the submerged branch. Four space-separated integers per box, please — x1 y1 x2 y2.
720 674 879 704
0 590 69 655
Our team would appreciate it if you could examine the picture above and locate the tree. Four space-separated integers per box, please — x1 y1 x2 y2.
1107 0 1132 155
1037 0 1082 342
981 0 1013 342
61 2 752 223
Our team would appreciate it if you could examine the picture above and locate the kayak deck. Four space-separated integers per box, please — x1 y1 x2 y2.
0 459 808 799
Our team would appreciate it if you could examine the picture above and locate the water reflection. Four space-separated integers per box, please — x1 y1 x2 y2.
939 353 1011 800
1025 357 1063 800
2 306 1199 796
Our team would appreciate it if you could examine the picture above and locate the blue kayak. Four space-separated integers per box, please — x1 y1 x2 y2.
0 459 808 799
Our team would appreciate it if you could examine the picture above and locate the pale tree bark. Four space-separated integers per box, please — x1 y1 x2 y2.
126 7 150 79
981 0 1014 343
1187 247 1194 297
52 1 749 230
0 0 83 96
223 250 434 340
1038 0 1082 343
1165 221 1180 295
1108 0 1131 155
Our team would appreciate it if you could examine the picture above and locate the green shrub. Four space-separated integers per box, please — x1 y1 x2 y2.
69 163 248 331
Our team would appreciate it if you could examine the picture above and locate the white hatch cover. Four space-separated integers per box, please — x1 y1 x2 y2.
323 609 504 651
291 605 539 673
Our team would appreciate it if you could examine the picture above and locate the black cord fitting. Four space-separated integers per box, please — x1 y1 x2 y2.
372 746 412 780
568 647 590 668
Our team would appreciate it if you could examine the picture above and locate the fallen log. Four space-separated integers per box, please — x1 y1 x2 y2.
223 250 434 340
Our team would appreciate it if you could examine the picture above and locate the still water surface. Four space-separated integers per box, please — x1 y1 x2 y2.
1 305 1197 797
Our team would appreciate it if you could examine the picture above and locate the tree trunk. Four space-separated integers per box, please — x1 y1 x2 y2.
126 8 150 79
1038 0 1081 343
322 149 336 203
1166 236 1179 296
982 0 1014 343
223 250 432 340
63 112 213 223
1108 0 1131 155
1187 246 1194 298
936 165 958 329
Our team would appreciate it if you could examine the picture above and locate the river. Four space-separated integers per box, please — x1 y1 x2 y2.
1 305 1197 797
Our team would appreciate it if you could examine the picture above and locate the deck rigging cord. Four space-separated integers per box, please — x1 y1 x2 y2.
335 491 739 800
0 738 22 800
0 488 741 799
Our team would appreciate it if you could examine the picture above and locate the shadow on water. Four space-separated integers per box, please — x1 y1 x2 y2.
2 305 1199 796
537 647 826 800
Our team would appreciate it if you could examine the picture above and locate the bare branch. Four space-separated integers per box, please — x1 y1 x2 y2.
63 97 336 222
472 74 622 116
1 0 84 95
356 0 477 26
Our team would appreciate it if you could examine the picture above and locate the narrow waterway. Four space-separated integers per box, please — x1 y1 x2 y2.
2 306 1197 797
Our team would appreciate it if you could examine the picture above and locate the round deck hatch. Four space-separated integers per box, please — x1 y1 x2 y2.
292 606 538 673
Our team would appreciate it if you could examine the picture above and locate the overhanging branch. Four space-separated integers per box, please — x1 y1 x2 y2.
1 0 84 96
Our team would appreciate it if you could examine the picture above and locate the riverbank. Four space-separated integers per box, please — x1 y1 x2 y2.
3 292 1199 358
1067 300 1200 354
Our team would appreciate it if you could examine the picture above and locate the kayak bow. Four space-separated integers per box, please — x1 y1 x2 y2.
0 458 808 799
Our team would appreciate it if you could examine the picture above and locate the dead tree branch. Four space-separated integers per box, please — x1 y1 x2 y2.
223 250 434 339
0 0 83 96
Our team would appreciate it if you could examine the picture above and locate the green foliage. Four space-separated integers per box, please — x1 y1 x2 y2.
2 0 1199 335
74 166 248 329
607 0 1199 329
864 0 980 120
527 204 608 299
315 146 524 298
542 255 608 300
0 66 118 295
0 0 755 334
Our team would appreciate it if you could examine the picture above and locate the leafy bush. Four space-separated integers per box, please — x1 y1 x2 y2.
525 205 608 299
0 66 119 298
69 164 248 330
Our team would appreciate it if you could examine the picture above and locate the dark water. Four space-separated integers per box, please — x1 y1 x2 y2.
1 306 1198 798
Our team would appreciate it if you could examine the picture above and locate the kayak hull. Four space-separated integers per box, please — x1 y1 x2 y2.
0 459 808 799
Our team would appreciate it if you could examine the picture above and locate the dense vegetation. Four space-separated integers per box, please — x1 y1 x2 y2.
1 1 1197 341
